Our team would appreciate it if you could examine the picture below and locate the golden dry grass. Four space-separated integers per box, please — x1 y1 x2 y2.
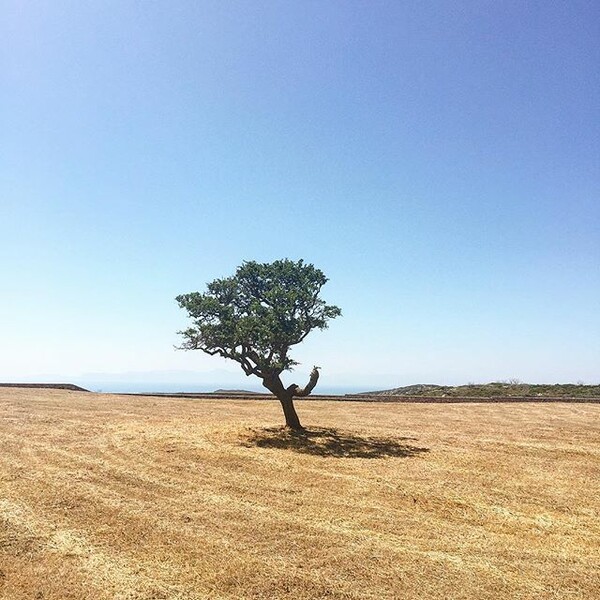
1 388 599 600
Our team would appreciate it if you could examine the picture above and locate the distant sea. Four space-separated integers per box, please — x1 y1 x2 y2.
77 381 365 395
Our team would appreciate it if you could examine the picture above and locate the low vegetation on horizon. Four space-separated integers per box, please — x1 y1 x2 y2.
1 387 599 599
363 382 600 398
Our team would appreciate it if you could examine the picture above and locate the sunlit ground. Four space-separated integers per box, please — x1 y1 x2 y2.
1 388 598 599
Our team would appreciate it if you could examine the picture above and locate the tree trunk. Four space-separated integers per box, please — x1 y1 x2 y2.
278 392 303 431
262 374 304 431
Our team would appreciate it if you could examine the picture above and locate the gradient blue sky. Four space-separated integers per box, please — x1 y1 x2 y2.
2 1 599 390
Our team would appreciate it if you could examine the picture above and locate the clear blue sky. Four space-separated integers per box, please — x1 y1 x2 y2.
2 1 599 390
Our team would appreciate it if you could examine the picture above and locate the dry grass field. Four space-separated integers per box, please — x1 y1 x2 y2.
1 388 599 600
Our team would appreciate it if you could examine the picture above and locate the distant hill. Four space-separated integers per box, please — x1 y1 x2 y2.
0 383 90 392
357 382 600 398
360 384 444 396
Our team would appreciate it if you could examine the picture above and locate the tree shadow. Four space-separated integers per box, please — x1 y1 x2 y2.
244 427 429 459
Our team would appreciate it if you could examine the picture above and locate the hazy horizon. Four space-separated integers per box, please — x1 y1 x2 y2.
2 367 596 396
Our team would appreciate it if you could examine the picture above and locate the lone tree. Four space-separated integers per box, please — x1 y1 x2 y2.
176 259 341 430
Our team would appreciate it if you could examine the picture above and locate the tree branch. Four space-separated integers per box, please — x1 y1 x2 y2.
240 353 262 377
288 366 320 397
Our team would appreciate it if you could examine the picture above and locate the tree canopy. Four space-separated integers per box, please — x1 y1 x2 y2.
176 259 341 429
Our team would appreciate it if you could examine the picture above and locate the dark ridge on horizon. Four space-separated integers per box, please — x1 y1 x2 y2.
211 389 260 395
0 383 90 392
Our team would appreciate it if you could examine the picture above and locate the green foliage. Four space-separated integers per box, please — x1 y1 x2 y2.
176 259 341 378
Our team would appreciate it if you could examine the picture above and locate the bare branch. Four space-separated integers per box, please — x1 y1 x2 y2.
288 366 320 397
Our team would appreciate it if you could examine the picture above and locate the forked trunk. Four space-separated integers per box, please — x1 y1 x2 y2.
262 373 305 431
